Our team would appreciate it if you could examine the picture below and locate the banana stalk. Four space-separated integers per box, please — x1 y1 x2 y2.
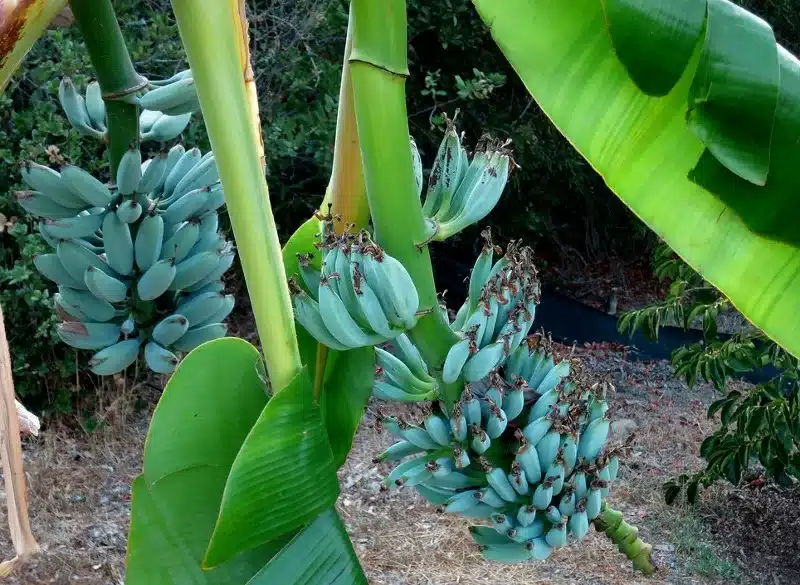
0 305 39 575
69 0 141 174
348 0 461 404
170 0 302 393
594 504 657 576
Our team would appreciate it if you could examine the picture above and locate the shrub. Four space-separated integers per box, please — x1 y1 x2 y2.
619 243 800 501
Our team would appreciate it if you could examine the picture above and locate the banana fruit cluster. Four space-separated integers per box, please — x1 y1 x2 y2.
17 144 234 376
375 343 620 564
58 72 196 144
443 234 541 383
415 118 512 243
290 213 420 350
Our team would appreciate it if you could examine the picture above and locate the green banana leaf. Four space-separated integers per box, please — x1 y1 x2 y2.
0 0 67 91
474 0 800 358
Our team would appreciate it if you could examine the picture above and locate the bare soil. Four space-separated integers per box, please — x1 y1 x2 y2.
1 345 796 584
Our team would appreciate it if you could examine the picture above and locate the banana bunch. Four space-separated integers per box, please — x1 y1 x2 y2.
415 117 513 243
289 214 420 350
139 70 200 116
17 144 235 376
442 234 541 383
58 76 194 144
374 347 621 564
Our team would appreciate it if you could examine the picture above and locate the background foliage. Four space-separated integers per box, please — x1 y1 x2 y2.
2 0 799 410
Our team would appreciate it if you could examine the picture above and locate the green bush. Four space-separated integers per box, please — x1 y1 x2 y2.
619 243 800 500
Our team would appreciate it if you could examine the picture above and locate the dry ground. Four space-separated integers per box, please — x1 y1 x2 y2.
1 346 796 584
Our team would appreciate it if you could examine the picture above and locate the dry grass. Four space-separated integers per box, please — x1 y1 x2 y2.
0 347 792 584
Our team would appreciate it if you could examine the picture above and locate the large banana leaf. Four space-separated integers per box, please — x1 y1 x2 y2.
0 0 66 90
474 0 800 358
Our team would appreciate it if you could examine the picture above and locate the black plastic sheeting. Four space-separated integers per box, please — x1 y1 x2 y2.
433 254 777 386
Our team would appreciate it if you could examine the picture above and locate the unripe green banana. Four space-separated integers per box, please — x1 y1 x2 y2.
138 153 169 194
435 146 489 223
175 291 225 327
84 81 106 132
162 187 211 224
374 440 425 463
350 258 398 338
84 266 128 304
574 472 588 498
158 144 185 193
569 508 589 541
89 338 141 375
608 456 620 481
535 359 571 395
171 323 227 352
502 384 525 422
519 419 549 455
192 296 233 330
529 354 556 389
515 443 542 484
480 543 533 564
59 286 116 322
116 199 143 224
184 249 235 292
60 165 113 208
137 259 176 301
188 231 225 258
423 414 452 447
163 147 202 197
56 240 114 281
425 471 483 490
516 504 537 527
485 465 517 502
141 112 192 142
161 220 200 262
558 487 577 516
172 155 218 198
140 77 197 112
471 426 491 454
490 513 514 535
509 462 529 495
423 122 466 218
54 292 89 321
397 425 440 450
536 431 561 474
144 341 179 374
59 78 103 139
168 250 218 291
16 190 77 219
318 276 383 349
546 460 565 495
468 238 493 313
150 69 193 87
121 315 136 335
561 434 578 473
21 162 89 209
577 417 610 462
545 520 568 549
291 288 350 351
57 321 120 350
34 254 87 289
586 481 604 520
532 477 554 510
375 348 432 394
102 213 134 276
449 403 468 443
462 340 505 382
391 333 431 382
43 213 104 240
134 214 165 271
508 521 546 543
485 399 508 439
373 381 436 402
195 185 225 216
528 387 561 422
140 110 164 133
116 148 142 195
152 314 190 346
442 338 471 384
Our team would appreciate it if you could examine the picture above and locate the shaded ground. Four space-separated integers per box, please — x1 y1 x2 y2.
1 346 796 584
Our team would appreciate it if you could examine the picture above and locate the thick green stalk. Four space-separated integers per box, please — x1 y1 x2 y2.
70 0 141 175
594 504 657 576
349 0 461 403
170 0 302 393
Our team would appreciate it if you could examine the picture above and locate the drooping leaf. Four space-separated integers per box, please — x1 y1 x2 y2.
319 346 376 467
473 0 800 359
1 1 67 91
127 338 277 584
282 215 325 371
204 367 339 568
245 508 367 585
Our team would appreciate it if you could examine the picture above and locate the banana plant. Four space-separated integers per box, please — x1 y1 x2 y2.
3 0 798 582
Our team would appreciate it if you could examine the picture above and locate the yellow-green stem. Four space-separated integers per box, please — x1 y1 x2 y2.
348 0 461 404
594 504 657 576
170 0 302 393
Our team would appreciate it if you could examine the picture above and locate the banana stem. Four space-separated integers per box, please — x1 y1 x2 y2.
70 0 141 175
594 504 657 576
348 0 461 404
171 0 302 393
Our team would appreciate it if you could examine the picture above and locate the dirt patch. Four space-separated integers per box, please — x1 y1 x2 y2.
0 348 793 584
